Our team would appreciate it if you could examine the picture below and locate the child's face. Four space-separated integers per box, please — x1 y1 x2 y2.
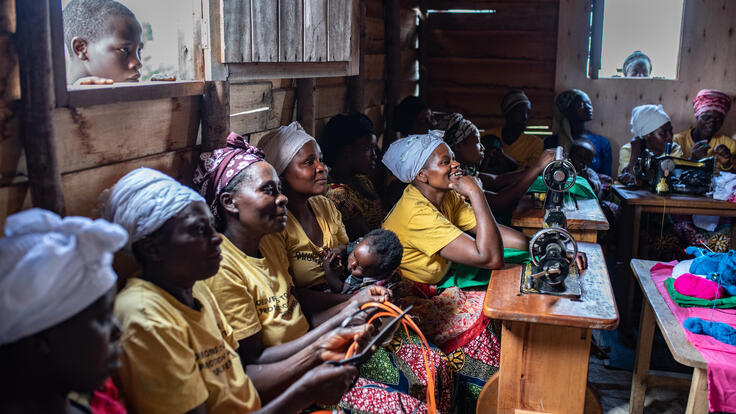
570 147 594 172
347 242 382 279
81 14 144 82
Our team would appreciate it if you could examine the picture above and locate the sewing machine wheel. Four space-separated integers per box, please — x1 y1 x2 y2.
528 228 579 268
542 160 577 192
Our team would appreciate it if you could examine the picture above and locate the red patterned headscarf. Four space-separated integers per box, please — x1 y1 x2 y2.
193 132 265 223
693 89 732 118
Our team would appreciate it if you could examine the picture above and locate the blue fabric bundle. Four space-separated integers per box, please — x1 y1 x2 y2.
685 247 736 295
684 317 736 346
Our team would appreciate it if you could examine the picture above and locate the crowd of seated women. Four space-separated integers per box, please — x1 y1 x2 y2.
2 82 734 414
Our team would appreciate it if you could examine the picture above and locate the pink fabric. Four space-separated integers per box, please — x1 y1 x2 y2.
650 262 736 412
674 273 727 300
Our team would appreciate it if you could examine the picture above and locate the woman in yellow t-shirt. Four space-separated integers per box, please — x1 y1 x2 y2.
673 89 735 171
102 167 360 414
381 131 532 411
197 132 453 413
259 122 351 292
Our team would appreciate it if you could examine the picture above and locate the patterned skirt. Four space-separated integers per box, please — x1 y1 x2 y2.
338 280 501 414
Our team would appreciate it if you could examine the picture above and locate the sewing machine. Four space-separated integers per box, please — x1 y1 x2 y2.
634 143 715 195
522 147 581 297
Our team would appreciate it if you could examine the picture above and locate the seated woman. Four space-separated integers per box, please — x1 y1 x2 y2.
548 89 613 176
618 104 683 184
674 89 736 171
0 208 127 414
321 113 387 240
196 135 454 413
444 114 555 214
101 167 360 414
258 123 352 294
486 89 544 170
381 132 532 411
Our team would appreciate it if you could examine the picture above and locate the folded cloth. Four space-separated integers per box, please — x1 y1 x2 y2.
674 273 727 300
665 278 736 308
436 248 530 292
527 175 597 199
684 317 736 347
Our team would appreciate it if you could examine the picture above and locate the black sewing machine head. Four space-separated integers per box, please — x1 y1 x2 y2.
542 146 577 228
522 147 581 297
634 143 715 195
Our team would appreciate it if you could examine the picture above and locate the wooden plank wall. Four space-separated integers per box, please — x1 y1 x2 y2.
556 0 736 171
229 0 419 147
420 0 559 130
0 0 419 227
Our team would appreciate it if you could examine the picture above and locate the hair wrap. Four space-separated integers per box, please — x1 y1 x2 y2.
258 122 319 176
501 89 531 117
693 89 732 118
193 132 265 221
444 115 480 147
98 167 204 251
630 104 671 137
382 130 445 183
0 208 127 345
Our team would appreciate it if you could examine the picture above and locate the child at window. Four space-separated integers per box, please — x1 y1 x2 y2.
322 229 403 294
63 0 144 85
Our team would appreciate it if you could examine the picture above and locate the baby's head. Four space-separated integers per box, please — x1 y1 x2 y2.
348 229 403 281
63 0 144 83
569 139 596 172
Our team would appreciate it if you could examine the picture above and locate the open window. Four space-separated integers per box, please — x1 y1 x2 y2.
588 0 685 80
51 0 358 108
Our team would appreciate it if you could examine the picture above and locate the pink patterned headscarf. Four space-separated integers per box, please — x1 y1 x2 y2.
693 89 732 118
193 132 265 222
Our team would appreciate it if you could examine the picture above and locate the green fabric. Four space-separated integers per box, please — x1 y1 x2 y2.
527 175 597 200
665 277 736 308
436 248 530 292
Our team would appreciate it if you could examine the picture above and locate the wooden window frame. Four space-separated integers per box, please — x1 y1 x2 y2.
50 0 205 108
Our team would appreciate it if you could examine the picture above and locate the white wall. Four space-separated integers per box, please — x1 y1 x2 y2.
555 0 736 171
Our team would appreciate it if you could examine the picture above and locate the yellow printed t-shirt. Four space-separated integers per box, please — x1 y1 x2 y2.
487 127 543 170
284 195 349 288
114 278 260 414
674 129 736 170
206 235 310 347
617 142 683 175
382 184 476 284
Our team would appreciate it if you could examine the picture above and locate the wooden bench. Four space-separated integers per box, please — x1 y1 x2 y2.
629 259 709 414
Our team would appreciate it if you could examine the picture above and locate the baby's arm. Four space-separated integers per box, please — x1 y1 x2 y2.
322 247 346 293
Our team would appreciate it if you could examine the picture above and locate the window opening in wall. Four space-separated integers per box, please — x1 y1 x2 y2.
426 9 496 15
230 107 271 117
61 0 196 87
525 125 552 136
588 0 684 80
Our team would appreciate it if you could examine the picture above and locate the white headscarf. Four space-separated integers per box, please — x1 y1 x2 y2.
382 130 445 183
258 121 319 176
630 104 671 137
0 208 127 346
98 167 205 252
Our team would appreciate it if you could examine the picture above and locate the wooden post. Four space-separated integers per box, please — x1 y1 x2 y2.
16 0 65 215
200 81 230 152
383 0 401 144
296 78 316 136
347 0 366 113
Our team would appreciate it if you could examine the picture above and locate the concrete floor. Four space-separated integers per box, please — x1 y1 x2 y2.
588 356 690 414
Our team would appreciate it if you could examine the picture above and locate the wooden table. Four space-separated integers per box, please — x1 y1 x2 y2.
614 186 736 332
629 260 708 414
511 194 609 242
477 242 619 414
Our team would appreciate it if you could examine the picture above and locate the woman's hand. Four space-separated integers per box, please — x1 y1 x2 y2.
534 149 557 170
691 140 711 160
316 324 375 362
617 171 637 186
350 285 391 307
449 174 483 200
714 144 733 169
292 363 358 405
